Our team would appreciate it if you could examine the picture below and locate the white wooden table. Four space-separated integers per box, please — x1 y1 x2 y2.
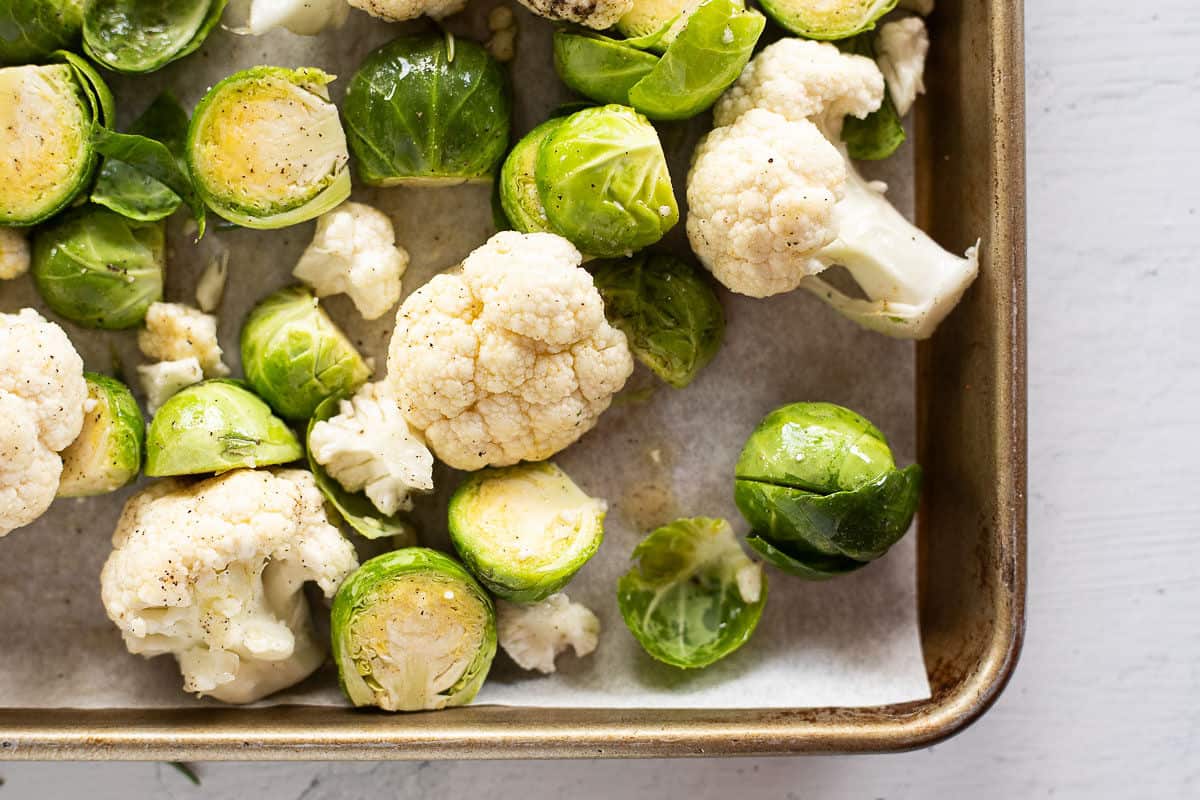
3 1 1197 796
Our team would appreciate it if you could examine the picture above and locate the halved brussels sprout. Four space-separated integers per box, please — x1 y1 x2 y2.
32 206 164 329
497 117 565 235
58 373 144 497
331 548 497 711
554 0 765 121
187 66 350 230
535 105 678 258
617 0 704 45
92 92 190 222
448 462 605 603
734 401 922 578
591 253 725 388
241 286 370 421
758 0 896 41
343 34 511 187
306 394 417 543
83 0 227 74
0 1 83 65
144 379 302 476
617 517 766 669
0 56 112 226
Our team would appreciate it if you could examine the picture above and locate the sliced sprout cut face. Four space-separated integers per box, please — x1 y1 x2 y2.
188 67 350 228
332 549 497 712
448 463 605 602
82 0 226 74
57 373 144 498
498 117 565 235
759 0 896 40
0 64 92 226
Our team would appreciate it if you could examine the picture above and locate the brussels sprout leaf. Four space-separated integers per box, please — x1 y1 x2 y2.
92 92 190 222
93 127 206 236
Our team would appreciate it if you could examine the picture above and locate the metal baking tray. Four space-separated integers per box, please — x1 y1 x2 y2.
0 0 1025 759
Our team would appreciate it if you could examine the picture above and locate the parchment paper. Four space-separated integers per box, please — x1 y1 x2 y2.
0 6 930 710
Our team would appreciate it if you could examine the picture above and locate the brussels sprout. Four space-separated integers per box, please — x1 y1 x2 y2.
554 0 765 121
758 0 896 41
0 1 83 65
144 379 302 477
0 56 112 226
344 35 511 187
448 462 605 603
591 253 724 388
92 92 190 222
83 0 227 74
617 517 765 669
734 401 922 579
31 206 164 329
617 0 704 45
187 66 351 230
535 105 678 258
58 373 144 497
331 548 497 711
241 286 370 421
838 33 906 160
306 394 417 543
497 117 564 235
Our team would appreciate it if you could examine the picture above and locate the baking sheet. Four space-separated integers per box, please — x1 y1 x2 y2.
0 6 930 710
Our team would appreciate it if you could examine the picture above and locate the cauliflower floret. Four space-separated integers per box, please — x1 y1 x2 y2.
0 227 30 280
0 308 87 451
516 0 633 30
386 231 633 471
308 382 434 515
714 38 884 133
137 357 204 415
293 202 409 321
138 302 230 378
346 0 467 21
877 17 929 116
100 469 359 703
687 109 848 298
497 593 600 674
0 393 62 537
226 0 350 35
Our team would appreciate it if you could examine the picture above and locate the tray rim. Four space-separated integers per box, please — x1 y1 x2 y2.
0 0 1026 760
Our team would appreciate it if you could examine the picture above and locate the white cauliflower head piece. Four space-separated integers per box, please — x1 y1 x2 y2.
138 302 230 378
386 231 633 471
0 227 30 280
100 469 359 704
293 202 409 321
226 0 350 35
309 381 434 516
0 393 62 537
346 0 467 21
516 0 634 30
0 308 86 451
877 16 929 116
687 109 848 298
497 593 600 674
137 357 204 415
714 38 885 133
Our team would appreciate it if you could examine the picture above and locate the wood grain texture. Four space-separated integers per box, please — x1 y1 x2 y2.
1 0 1196 796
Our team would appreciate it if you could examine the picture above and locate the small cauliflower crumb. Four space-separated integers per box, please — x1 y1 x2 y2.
877 17 929 116
516 0 633 30
346 0 467 21
292 202 409 321
0 227 30 280
497 593 600 673
137 357 204 415
138 302 230 377
308 382 434 516
195 252 229 313
100 469 359 703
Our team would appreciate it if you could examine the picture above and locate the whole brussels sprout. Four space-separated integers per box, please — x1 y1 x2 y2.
554 0 765 121
734 402 922 579
758 0 896 40
82 0 227 74
91 92 190 222
187 66 351 230
343 35 511 187
32 207 164 329
241 286 370 421
0 1 83 65
500 105 677 258
617 517 766 669
0 55 112 226
331 548 497 712
448 462 605 603
145 379 302 477
58 373 144 497
592 253 725 388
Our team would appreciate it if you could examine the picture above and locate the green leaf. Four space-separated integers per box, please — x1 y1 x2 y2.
93 127 206 235
92 92 189 221
843 83 907 160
